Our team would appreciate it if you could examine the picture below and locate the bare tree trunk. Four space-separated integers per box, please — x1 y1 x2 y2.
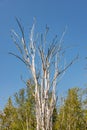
11 19 77 130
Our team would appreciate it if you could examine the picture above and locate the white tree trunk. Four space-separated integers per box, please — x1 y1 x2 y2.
11 20 76 130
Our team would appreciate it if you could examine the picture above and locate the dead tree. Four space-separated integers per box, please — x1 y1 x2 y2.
9 19 78 130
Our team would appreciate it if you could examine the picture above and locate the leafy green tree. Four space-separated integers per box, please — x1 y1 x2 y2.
0 81 36 130
0 97 18 130
14 81 36 130
57 88 85 130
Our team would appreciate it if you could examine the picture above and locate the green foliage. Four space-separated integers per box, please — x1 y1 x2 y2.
56 88 86 130
52 107 58 130
0 82 36 130
0 97 18 130
0 87 87 130
13 83 36 130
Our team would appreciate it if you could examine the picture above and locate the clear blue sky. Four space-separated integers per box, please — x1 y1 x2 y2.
0 0 87 109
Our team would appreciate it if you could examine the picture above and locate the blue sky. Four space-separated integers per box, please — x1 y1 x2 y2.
0 0 87 109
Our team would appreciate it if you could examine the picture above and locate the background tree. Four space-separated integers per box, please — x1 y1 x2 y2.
56 88 85 130
0 81 36 130
14 81 36 130
0 87 87 129
0 97 17 130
